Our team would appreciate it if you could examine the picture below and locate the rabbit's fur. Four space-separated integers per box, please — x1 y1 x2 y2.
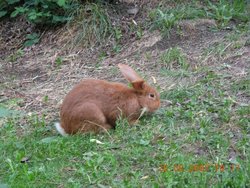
56 64 160 135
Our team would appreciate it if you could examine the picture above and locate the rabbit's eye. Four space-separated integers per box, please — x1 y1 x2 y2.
149 93 155 99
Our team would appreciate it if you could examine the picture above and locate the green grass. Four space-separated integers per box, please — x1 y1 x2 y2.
1 62 249 187
206 0 250 27
149 0 250 34
68 2 114 47
149 1 206 35
0 109 249 187
160 47 189 70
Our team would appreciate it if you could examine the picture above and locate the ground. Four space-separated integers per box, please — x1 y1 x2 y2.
0 1 249 187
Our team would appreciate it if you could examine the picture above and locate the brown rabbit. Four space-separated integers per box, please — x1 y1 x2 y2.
55 64 160 135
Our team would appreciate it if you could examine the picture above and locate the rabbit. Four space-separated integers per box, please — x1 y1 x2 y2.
55 64 160 135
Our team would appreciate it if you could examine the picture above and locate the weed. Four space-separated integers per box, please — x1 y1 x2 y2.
206 0 250 27
7 49 24 63
236 106 250 130
114 27 122 42
206 0 234 27
24 33 40 47
98 51 108 62
233 41 245 49
43 95 49 103
0 98 24 109
136 26 143 39
181 4 206 19
149 3 207 35
112 44 122 54
160 68 190 78
232 77 250 96
150 9 180 35
70 3 113 47
0 107 20 118
55 56 63 68
162 72 237 125
150 1 249 34
9 0 77 25
0 0 20 18
226 31 242 42
202 42 229 59
160 47 189 70
144 52 152 61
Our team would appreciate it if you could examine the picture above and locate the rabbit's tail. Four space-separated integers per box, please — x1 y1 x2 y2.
55 122 68 136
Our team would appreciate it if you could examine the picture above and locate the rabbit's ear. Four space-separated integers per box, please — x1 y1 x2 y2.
131 80 145 90
118 64 142 82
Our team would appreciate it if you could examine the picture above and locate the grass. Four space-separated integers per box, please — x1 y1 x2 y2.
0 109 249 187
68 2 114 47
160 47 189 70
1 52 249 187
149 0 250 35
0 87 249 187
206 0 250 27
1 1 250 187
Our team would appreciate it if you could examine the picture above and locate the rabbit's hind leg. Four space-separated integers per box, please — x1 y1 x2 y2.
75 102 112 133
